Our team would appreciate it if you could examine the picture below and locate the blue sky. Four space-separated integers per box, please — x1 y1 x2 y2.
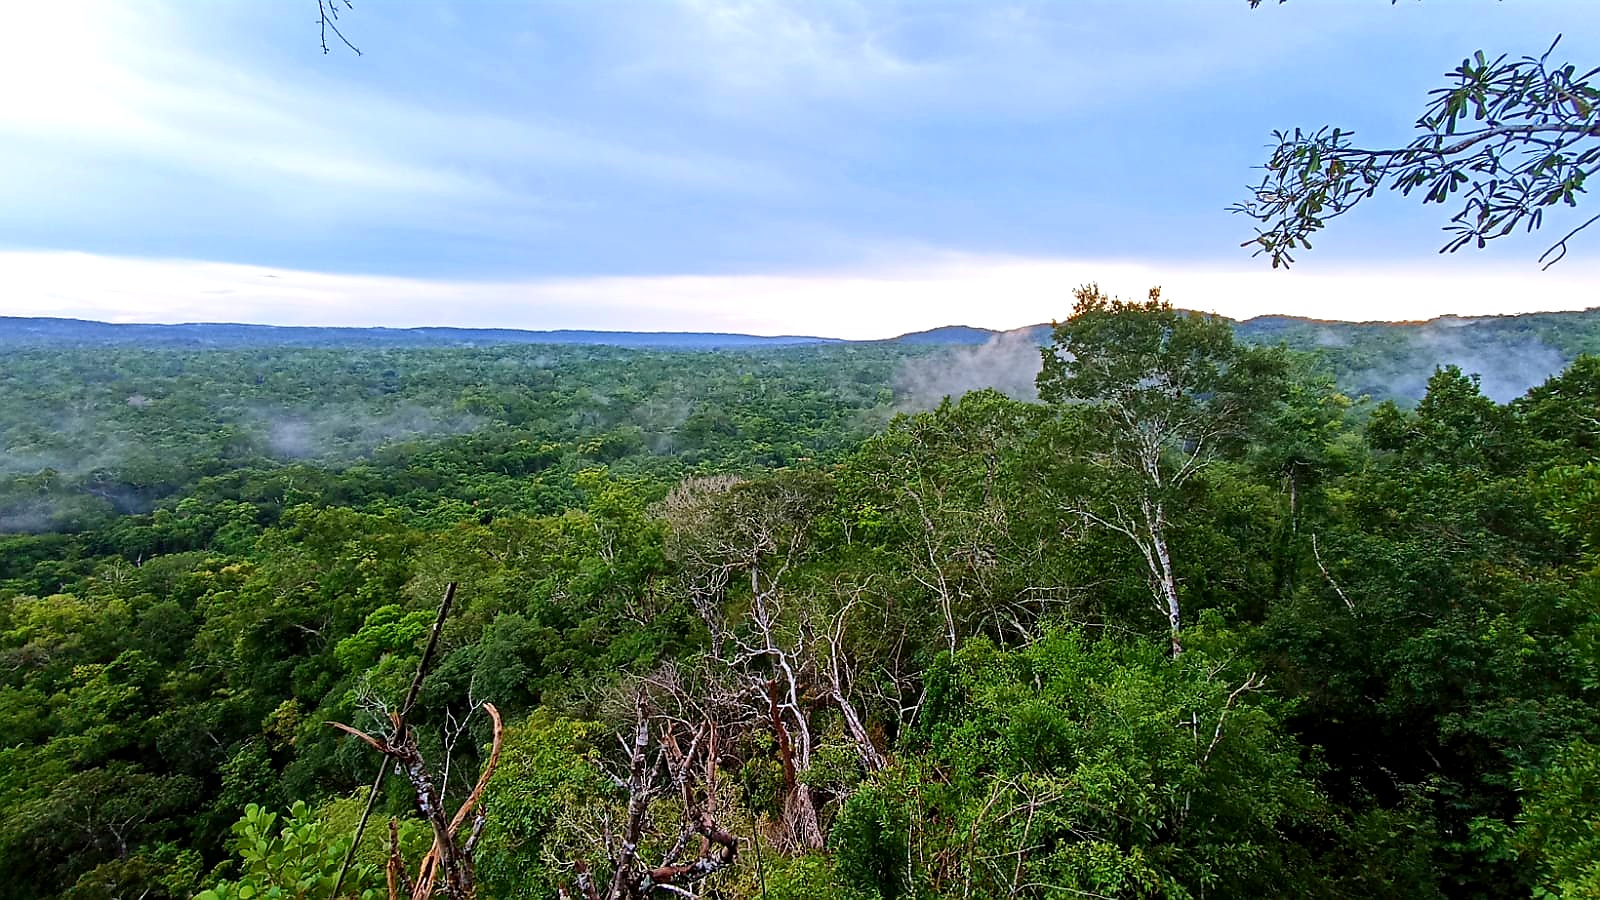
2 0 1597 337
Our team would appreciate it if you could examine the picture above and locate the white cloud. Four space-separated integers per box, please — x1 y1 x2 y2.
5 250 1595 339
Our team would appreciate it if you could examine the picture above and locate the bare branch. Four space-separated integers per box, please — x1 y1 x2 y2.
317 0 362 56
1202 673 1268 768
325 720 390 754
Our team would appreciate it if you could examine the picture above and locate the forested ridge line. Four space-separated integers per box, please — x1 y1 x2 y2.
3 305 1597 540
2 292 1598 899
5 307 1598 353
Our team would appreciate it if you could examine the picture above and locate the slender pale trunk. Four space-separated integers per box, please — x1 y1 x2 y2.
912 492 958 653
1142 496 1182 657
767 680 824 849
833 686 886 771
1288 469 1299 536
1152 526 1181 657
825 597 886 771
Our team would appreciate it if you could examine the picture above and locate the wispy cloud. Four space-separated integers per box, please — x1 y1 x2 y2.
0 1 790 251
628 0 928 98
602 0 1373 120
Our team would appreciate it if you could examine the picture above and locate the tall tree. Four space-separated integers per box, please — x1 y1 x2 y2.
1037 285 1287 655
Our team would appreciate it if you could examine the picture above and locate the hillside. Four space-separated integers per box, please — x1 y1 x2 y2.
915 307 1600 404
9 306 1598 389
1232 307 1600 402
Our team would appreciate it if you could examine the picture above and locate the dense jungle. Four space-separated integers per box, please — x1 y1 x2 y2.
2 298 1598 900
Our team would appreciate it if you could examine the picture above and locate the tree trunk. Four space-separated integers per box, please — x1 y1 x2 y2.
833 687 886 771
1152 526 1182 658
766 680 824 849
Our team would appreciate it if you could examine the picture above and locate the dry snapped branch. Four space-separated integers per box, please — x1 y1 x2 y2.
326 703 504 900
1233 19 1599 267
324 583 510 900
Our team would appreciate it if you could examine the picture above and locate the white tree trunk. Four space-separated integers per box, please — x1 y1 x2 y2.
1152 525 1182 657
833 686 886 771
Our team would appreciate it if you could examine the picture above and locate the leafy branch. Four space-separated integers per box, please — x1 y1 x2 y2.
1232 28 1600 268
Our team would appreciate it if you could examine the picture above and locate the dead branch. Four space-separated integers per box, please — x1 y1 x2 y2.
1202 673 1267 768
328 701 503 900
316 0 361 56
387 818 414 900
325 584 501 900
332 583 458 899
448 703 504 837
822 583 887 771
564 691 739 900
327 720 390 754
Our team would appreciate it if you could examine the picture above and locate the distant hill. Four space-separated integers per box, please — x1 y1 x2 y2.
0 318 841 350
0 317 1032 350
887 325 1001 345
891 309 1600 405
1231 307 1600 402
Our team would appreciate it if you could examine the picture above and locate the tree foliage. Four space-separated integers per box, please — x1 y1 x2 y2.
1037 285 1288 654
0 312 1596 898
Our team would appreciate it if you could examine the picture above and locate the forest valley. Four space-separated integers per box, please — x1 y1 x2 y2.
1 287 1598 899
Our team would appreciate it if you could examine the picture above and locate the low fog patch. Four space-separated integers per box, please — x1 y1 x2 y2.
1313 328 1347 348
257 405 484 460
1415 326 1568 403
0 419 134 477
0 501 58 534
894 329 1044 410
632 396 693 454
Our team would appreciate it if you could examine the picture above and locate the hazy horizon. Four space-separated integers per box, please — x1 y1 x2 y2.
8 289 1600 343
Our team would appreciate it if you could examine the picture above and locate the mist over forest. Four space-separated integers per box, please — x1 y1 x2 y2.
4 309 1595 536
7 0 1600 897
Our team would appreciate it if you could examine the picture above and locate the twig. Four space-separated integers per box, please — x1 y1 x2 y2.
750 813 767 900
446 703 503 837
1202 673 1267 768
402 583 457 719
317 0 362 56
1538 211 1600 269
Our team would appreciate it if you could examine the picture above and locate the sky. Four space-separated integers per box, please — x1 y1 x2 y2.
2 0 1596 338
